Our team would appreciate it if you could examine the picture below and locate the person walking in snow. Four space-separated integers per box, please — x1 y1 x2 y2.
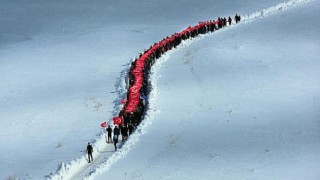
113 126 120 151
121 125 128 141
87 142 93 163
235 14 241 23
128 123 134 135
223 17 227 27
106 125 113 143
218 17 222 29
228 16 232 26
119 125 124 142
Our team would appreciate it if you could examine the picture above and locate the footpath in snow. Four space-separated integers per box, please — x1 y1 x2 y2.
48 0 310 179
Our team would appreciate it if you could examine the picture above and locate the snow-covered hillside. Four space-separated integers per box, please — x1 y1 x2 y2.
0 0 319 179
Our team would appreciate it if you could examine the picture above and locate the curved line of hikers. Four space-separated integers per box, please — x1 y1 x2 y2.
87 14 241 160
114 14 241 127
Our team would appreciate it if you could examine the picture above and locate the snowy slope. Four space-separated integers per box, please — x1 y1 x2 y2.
94 1 320 180
0 0 319 179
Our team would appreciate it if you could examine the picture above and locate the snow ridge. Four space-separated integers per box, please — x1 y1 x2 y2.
242 0 310 22
47 0 310 179
47 67 130 179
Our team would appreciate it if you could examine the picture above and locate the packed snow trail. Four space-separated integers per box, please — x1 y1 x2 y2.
47 0 310 179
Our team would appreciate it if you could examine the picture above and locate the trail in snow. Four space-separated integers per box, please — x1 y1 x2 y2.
47 0 310 179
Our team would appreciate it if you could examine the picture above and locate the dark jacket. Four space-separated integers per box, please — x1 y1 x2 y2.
107 127 113 135
114 127 120 136
87 144 93 154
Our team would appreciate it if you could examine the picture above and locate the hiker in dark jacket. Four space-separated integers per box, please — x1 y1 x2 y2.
87 142 93 163
113 126 120 151
106 125 113 143
121 125 128 141
228 16 232 26
235 14 241 23
128 123 134 135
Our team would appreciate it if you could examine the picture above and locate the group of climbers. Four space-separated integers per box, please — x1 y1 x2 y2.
87 14 241 158
106 123 135 151
217 14 240 28
109 14 241 151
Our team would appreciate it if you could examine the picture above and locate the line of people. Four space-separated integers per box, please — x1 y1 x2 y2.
109 14 241 151
106 124 135 151
118 14 241 123
87 14 241 157
115 14 241 123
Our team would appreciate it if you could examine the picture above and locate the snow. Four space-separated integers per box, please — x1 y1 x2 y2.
0 0 319 179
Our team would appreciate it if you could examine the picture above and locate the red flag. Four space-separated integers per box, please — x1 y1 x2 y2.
129 92 139 99
130 84 141 93
100 121 107 128
121 99 127 105
113 116 123 125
